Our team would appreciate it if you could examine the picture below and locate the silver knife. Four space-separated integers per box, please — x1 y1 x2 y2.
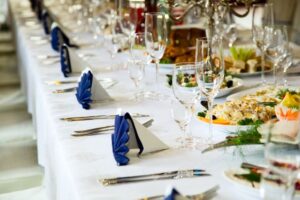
140 185 219 200
52 87 76 94
61 113 150 121
100 169 209 186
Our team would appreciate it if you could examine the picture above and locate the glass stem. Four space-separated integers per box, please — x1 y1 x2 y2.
207 96 214 143
154 59 160 88
261 51 266 85
283 68 288 87
184 104 193 139
273 61 278 86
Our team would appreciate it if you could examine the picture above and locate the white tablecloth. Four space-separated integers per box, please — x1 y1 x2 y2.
8 1 300 200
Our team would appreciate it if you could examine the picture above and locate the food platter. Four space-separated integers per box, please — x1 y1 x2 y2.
224 168 300 198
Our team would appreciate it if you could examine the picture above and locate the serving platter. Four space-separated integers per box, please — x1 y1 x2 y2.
224 168 300 199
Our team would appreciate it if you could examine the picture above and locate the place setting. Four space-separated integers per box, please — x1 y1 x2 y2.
4 0 300 199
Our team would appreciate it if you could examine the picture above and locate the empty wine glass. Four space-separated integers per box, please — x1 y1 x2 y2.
281 47 293 87
252 3 274 85
260 120 300 200
172 63 201 149
224 13 237 48
264 25 288 86
145 12 168 98
195 37 224 145
90 16 107 46
128 33 148 101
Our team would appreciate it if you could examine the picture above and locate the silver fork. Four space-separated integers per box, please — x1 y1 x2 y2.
72 119 154 137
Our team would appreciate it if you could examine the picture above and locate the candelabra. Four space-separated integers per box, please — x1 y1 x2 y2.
167 0 256 43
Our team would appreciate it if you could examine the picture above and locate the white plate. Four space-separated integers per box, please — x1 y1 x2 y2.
197 117 251 134
226 85 300 101
216 78 243 98
232 69 273 77
226 86 267 101
224 168 300 199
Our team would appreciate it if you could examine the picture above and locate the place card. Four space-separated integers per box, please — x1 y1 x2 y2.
112 112 169 166
60 44 87 77
75 68 112 109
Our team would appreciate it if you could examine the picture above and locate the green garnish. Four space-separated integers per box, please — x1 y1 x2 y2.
276 88 300 100
230 46 255 62
235 171 261 183
197 112 206 118
237 118 264 126
160 58 173 64
202 123 263 153
258 102 277 107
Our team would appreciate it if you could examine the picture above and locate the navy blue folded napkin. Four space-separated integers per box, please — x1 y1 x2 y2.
60 44 72 77
164 188 182 200
42 10 52 35
111 112 168 166
75 68 112 109
111 112 143 166
75 69 93 109
50 23 77 52
35 0 43 21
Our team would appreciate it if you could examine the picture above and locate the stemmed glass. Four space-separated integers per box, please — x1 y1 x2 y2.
281 46 293 87
145 12 168 96
172 63 201 149
260 120 300 200
264 25 288 86
128 33 147 101
195 37 224 144
224 12 237 48
252 3 274 85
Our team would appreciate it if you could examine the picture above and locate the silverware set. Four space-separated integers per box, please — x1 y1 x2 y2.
100 169 209 186
61 113 150 122
140 185 219 200
72 118 153 137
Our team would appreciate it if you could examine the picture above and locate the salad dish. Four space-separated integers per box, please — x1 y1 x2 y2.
198 87 300 126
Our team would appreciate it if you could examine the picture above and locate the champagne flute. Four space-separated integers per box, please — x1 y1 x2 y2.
172 63 201 149
145 12 168 97
260 120 300 200
252 3 274 85
195 37 224 144
264 25 288 86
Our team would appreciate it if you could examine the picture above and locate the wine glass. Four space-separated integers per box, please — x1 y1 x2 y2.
260 120 300 200
128 33 148 101
195 37 224 144
281 47 293 87
145 12 168 97
264 25 288 86
89 16 107 46
172 63 201 149
252 3 274 85
224 12 237 48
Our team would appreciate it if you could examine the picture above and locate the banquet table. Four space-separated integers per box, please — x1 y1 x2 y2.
7 1 300 200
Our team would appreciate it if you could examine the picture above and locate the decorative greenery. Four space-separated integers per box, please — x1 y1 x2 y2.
202 122 263 153
276 88 300 100
197 111 206 118
234 171 261 183
237 118 263 126
229 46 255 62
